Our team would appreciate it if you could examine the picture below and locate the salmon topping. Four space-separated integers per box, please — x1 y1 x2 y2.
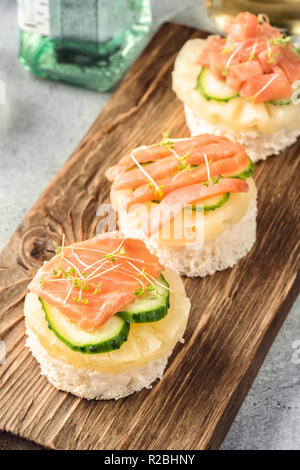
28 234 162 331
106 134 253 236
197 11 300 102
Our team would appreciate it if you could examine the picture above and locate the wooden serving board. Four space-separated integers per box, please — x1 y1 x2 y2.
0 23 299 450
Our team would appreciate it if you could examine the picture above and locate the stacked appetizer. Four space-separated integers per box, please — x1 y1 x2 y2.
106 134 257 277
25 232 190 400
173 11 300 161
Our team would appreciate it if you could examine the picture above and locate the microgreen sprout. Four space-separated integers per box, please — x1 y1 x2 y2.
212 175 222 184
119 247 126 256
139 266 147 278
104 246 126 262
72 295 88 304
104 253 117 262
267 48 280 64
63 267 75 279
146 285 156 292
269 36 291 47
158 131 173 148
178 153 191 172
154 185 164 199
53 241 63 256
134 287 145 296
52 234 65 257
53 265 64 278
203 175 221 187
73 290 89 304
222 43 234 55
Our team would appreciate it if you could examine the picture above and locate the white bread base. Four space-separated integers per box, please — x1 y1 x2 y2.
145 196 257 277
185 104 300 163
26 327 169 400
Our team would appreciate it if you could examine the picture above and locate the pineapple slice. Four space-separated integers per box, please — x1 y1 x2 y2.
25 269 190 374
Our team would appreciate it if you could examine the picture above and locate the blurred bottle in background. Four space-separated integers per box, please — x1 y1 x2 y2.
204 0 300 41
18 0 152 91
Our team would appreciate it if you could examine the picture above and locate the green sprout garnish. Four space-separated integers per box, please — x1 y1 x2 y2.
154 185 164 199
212 175 222 184
104 246 126 261
71 278 91 291
139 266 146 278
146 285 155 292
63 267 75 279
203 174 222 187
222 43 234 55
267 49 280 64
104 253 117 261
119 247 126 256
73 294 88 305
178 153 191 172
53 265 64 278
159 130 173 148
53 240 64 256
269 36 291 47
91 282 103 295
134 287 145 296
72 278 81 288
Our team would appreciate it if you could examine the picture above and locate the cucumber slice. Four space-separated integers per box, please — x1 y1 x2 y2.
118 275 170 323
230 158 255 180
196 67 239 102
185 192 230 212
269 97 292 105
40 298 130 354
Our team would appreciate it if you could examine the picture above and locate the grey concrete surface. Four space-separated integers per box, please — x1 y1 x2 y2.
0 0 299 450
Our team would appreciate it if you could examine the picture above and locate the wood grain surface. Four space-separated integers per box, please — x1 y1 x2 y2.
0 23 299 450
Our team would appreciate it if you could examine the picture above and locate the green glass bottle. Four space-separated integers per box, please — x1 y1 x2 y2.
18 0 152 91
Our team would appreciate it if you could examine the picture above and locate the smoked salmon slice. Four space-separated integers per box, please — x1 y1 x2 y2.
105 134 229 182
126 151 249 208
28 233 162 331
111 139 246 190
144 179 249 237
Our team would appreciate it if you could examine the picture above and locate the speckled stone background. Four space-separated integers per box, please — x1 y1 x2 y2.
0 0 299 450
